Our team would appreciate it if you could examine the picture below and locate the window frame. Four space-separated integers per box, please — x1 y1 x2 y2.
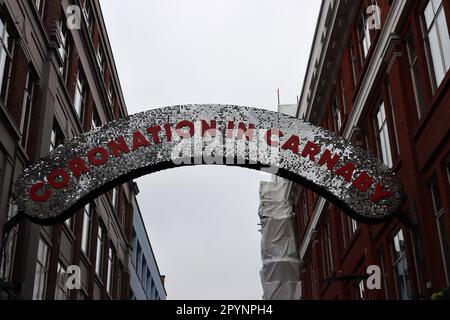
421 0 450 91
81 203 92 255
54 262 69 300
406 28 426 118
73 67 87 121
50 120 64 152
95 221 105 276
33 0 46 19
357 7 372 63
19 68 36 148
0 13 15 104
429 175 450 285
373 99 393 168
32 237 50 300
391 229 412 300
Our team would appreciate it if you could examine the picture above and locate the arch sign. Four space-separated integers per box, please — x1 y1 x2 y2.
13 105 401 225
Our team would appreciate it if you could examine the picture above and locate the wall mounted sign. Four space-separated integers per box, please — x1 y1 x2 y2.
13 105 402 225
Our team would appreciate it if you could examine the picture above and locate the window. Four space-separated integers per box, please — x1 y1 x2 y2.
332 94 342 132
386 82 400 157
95 222 104 276
32 238 50 300
374 101 393 168
50 120 64 152
391 229 412 300
92 107 101 130
430 178 450 285
302 194 308 227
358 280 365 300
57 18 71 78
64 216 74 232
146 272 152 296
108 81 115 107
357 8 372 61
339 75 347 114
106 244 114 294
406 30 425 118
0 14 14 102
0 197 18 280
310 258 317 299
54 262 69 300
348 217 358 235
150 278 155 299
322 222 333 276
423 0 450 89
349 41 358 85
81 203 91 254
117 263 123 299
111 187 117 210
34 0 45 18
82 1 94 34
96 44 104 74
73 68 86 120
131 229 137 266
20 70 36 148
142 257 147 289
136 242 142 278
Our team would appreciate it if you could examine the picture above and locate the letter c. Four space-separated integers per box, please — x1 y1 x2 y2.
265 129 284 147
29 182 52 203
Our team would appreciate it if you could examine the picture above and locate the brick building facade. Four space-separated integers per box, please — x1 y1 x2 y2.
294 0 449 299
0 0 165 300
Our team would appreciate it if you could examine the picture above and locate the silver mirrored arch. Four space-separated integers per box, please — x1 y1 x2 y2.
13 104 402 225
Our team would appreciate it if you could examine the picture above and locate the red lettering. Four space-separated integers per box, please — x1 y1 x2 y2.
335 162 356 182
201 120 217 137
67 157 90 178
147 125 162 144
265 129 284 147
29 182 51 202
281 135 300 154
236 123 255 141
132 131 150 150
352 171 374 192
176 120 194 138
318 149 340 171
48 168 70 189
87 147 109 166
226 121 235 139
301 141 321 161
108 136 130 158
371 183 392 204
163 123 172 142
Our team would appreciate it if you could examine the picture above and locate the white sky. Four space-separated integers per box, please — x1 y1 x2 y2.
100 0 321 299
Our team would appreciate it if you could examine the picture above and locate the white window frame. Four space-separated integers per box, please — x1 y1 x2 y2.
374 100 393 168
81 203 91 254
73 69 86 120
95 223 104 276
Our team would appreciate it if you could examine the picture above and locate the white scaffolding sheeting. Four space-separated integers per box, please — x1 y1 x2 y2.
259 180 301 300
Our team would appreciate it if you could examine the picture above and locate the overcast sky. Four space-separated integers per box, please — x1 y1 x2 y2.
100 0 321 300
